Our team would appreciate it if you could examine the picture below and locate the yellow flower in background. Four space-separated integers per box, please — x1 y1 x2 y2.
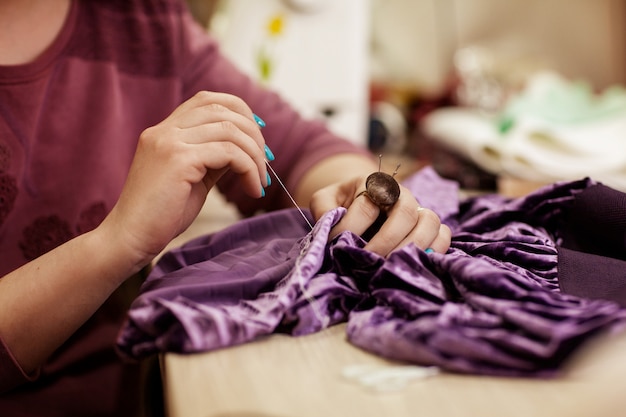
257 13 287 83
267 14 285 37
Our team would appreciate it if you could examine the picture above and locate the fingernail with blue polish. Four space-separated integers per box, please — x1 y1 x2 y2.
261 187 266 197
254 114 266 128
425 248 434 254
264 144 275 161
266 172 271 186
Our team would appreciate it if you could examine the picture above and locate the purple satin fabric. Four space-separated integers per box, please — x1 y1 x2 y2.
116 167 626 377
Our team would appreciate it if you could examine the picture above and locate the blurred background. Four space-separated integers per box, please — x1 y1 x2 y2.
186 0 626 195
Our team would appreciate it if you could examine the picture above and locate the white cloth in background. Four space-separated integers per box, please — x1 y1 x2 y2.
423 71 626 191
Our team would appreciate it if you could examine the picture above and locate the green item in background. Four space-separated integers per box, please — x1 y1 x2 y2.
497 72 626 134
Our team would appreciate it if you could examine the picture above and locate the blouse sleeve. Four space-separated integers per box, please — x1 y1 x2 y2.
0 336 38 393
174 5 371 216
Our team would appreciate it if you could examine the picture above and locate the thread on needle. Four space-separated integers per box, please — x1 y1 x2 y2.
265 164 328 327
265 160 314 230
265 161 326 325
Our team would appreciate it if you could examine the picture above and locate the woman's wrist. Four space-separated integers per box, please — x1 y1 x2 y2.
87 220 152 287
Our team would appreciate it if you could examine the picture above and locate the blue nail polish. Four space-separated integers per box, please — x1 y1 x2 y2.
254 114 266 128
264 145 275 161
266 172 271 186
425 248 434 254
261 187 266 197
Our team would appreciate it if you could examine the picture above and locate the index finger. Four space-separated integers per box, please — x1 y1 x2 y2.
172 91 266 148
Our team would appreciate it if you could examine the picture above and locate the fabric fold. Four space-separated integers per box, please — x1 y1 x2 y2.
117 167 626 377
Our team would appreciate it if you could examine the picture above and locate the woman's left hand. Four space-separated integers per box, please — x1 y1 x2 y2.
309 175 451 257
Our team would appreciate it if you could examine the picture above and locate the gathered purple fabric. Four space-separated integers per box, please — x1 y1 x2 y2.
116 167 626 376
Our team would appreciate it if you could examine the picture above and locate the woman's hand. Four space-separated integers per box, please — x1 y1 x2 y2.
309 175 451 257
0 90 274 372
101 91 270 271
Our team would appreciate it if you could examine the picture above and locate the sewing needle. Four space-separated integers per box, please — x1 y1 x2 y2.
265 160 314 230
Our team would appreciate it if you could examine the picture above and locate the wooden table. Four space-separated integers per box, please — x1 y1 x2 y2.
159 190 626 417
161 323 626 417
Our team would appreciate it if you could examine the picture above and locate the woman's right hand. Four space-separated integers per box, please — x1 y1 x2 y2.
0 91 272 374
100 91 270 273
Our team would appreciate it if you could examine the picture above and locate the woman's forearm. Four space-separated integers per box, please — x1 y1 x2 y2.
0 226 137 373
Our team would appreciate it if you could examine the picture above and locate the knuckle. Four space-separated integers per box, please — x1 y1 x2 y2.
440 223 451 238
139 126 157 142
206 102 227 113
220 93 246 109
309 189 325 208
217 119 239 134
139 127 186 160
194 91 246 111
139 126 166 148
220 140 238 157
194 90 214 102
419 208 441 228
397 201 419 222
310 188 324 201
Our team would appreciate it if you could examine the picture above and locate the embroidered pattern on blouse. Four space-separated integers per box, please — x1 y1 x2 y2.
19 215 74 261
76 202 107 234
0 173 18 229
18 201 108 261
0 141 10 171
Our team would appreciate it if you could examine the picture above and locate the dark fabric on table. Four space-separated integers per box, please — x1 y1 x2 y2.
117 168 626 377
560 184 626 260
557 184 626 305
